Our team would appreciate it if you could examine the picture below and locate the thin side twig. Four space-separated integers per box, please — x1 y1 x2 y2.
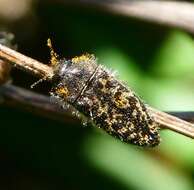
0 84 76 124
0 44 194 139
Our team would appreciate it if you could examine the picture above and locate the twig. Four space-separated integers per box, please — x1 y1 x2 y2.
0 59 11 85
0 44 194 138
0 84 76 124
56 0 194 34
166 111 194 123
0 44 53 78
148 107 194 139
0 32 15 84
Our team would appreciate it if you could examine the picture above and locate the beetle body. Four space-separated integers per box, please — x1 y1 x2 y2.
51 54 160 147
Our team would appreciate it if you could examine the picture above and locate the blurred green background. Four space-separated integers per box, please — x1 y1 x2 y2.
0 0 194 189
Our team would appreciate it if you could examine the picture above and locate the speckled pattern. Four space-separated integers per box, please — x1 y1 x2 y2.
51 54 160 147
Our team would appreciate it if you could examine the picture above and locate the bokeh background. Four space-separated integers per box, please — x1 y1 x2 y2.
0 0 194 189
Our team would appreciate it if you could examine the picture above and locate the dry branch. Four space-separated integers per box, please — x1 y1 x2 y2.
1 83 194 129
0 44 194 139
148 107 194 139
57 0 194 34
0 59 11 85
0 44 53 78
0 32 15 84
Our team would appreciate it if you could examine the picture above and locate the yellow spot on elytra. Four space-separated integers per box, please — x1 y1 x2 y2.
55 86 69 98
99 78 108 93
99 78 107 86
97 104 108 116
118 127 128 134
114 93 128 109
47 38 58 66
